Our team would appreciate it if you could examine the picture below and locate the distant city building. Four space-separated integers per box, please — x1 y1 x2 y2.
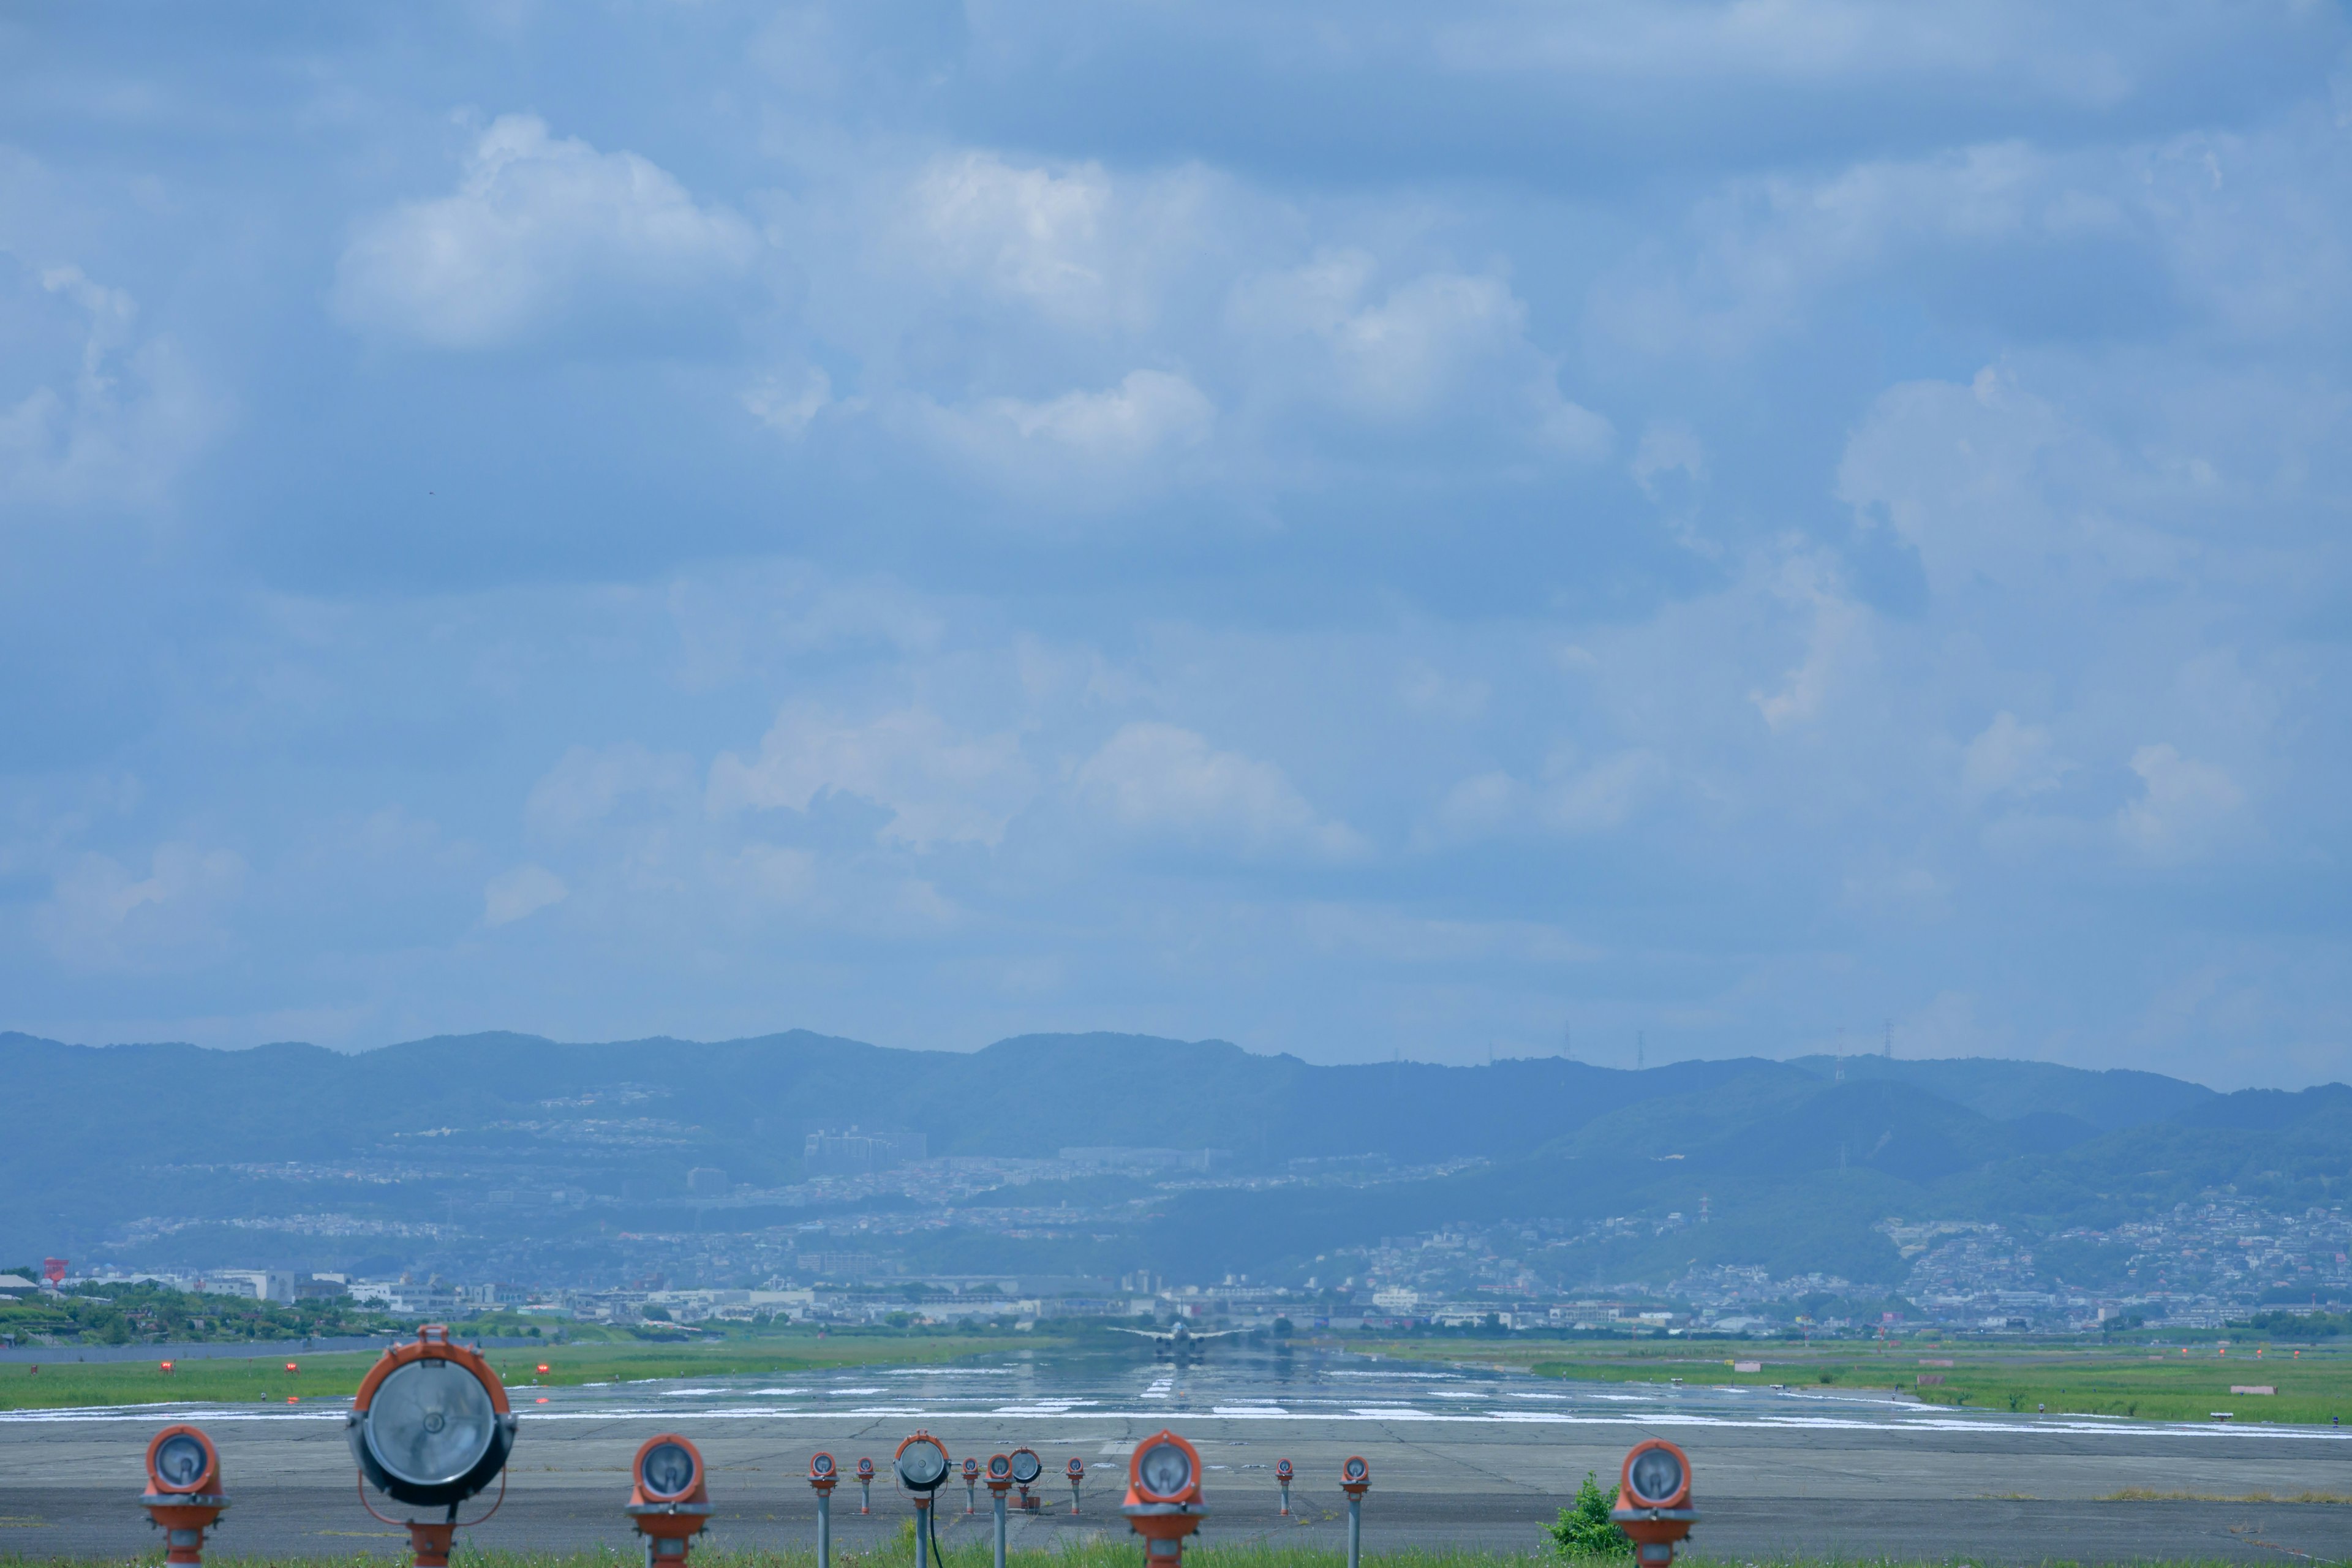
1058 1147 1227 1172
687 1166 729 1196
804 1126 926 1176
795 1251 895 1278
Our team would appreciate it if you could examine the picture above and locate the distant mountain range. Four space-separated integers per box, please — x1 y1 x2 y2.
7 1029 2346 1295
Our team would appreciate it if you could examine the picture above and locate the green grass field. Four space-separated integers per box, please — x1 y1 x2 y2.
0 1330 1019 1414
1335 1335 2352 1427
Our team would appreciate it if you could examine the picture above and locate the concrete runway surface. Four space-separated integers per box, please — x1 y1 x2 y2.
5 1345 2349 1562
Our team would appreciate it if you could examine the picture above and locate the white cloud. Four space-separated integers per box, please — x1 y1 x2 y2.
38 843 245 971
742 366 832 439
1425 748 1665 844
1961 711 2065 802
334 114 758 349
1838 366 2189 600
910 152 1115 321
915 370 1215 502
1074 721 1363 859
1748 548 1870 731
1231 254 1611 456
483 862 569 925
0 263 223 511
2116 742 2243 857
524 743 696 838
707 704 1033 849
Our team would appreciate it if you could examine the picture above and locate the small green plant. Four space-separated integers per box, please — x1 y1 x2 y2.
1550 1470 1631 1558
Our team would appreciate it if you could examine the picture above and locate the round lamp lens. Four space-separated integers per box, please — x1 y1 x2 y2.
1138 1442 1192 1498
900 1443 947 1488
365 1360 497 1487
989 1455 1010 1477
155 1434 208 1489
641 1441 695 1496
1011 1452 1041 1484
1345 1459 1366 1481
1629 1448 1683 1504
813 1455 834 1476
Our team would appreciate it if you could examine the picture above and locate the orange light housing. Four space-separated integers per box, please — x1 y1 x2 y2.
141 1423 228 1567
1126 1431 1203 1508
1340 1455 1370 1498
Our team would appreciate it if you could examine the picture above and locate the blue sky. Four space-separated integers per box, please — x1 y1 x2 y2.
4 2 2348 1086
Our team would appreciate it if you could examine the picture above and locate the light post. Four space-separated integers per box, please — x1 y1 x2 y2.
985 1453 1014 1568
1275 1459 1292 1517
809 1453 839 1568
1340 1455 1370 1568
1066 1457 1085 1515
856 1457 875 1515
963 1457 980 1515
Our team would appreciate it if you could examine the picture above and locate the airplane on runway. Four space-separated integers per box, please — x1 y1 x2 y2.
1111 1319 1245 1358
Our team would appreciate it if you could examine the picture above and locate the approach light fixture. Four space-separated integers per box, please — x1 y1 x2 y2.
856 1457 876 1515
896 1433 952 1568
962 1457 981 1515
1009 1447 1042 1512
1120 1429 1205 1566
895 1431 951 1493
1610 1439 1698 1568
346 1327 518 1568
625 1434 711 1568
141 1424 228 1566
1274 1460 1293 1517
1066 1457 1086 1515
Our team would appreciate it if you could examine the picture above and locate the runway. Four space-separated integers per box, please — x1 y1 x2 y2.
6 1345 2350 1562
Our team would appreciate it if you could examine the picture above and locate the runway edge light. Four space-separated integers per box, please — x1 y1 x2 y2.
626 1434 712 1568
1610 1439 1698 1568
1275 1458 1294 1517
1121 1428 1205 1567
1066 1457 1086 1516
345 1324 519 1568
141 1423 228 1566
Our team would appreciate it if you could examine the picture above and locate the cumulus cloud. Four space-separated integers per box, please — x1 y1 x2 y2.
1230 253 1611 456
37 843 245 971
1073 721 1363 859
1961 712 2065 802
1748 549 1871 731
333 114 759 349
707 704 1033 849
914 370 1215 502
0 262 223 511
483 862 569 925
2116 742 2243 857
1425 748 1666 844
524 743 696 839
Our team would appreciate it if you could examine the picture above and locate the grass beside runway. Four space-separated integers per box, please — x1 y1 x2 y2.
0 1329 1032 1414
1330 1336 2352 1427
0 1548 2285 1568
